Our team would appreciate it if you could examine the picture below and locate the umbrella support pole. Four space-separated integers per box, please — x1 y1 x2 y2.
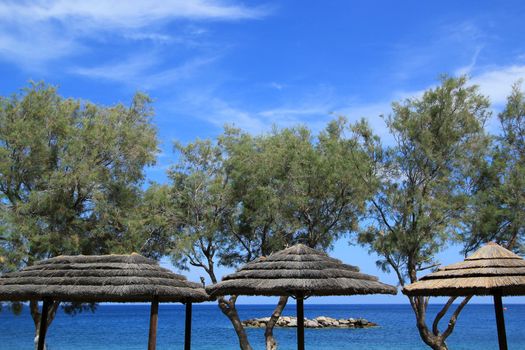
296 293 305 350
184 302 192 350
37 299 51 350
494 294 508 350
148 296 159 350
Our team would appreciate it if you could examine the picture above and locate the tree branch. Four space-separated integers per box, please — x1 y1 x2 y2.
432 296 456 336
442 296 472 340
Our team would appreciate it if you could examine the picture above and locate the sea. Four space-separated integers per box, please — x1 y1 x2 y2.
1 303 524 350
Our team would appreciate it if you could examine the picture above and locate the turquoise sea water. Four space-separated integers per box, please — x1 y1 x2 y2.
1 303 524 349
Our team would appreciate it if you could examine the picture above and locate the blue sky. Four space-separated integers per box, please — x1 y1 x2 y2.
1 0 525 304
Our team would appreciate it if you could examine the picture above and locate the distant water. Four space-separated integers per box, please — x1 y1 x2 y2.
1 303 524 349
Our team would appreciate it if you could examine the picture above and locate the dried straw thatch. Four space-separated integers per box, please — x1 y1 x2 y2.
403 242 525 297
206 244 397 297
0 253 209 303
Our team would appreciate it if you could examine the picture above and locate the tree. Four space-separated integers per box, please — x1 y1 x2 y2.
124 183 177 260
169 137 254 348
162 120 374 350
356 76 491 350
462 82 525 254
0 82 158 348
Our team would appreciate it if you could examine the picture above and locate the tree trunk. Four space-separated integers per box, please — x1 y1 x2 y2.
265 296 288 350
415 323 448 350
428 342 448 350
217 296 253 350
203 256 253 350
30 300 60 350
410 294 470 350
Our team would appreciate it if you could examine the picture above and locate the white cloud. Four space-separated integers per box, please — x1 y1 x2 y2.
356 63 525 138
71 54 217 89
455 46 483 76
268 82 285 91
179 93 268 134
0 0 268 69
0 19 80 69
169 84 390 138
471 65 525 105
0 0 266 28
440 21 487 45
258 106 327 118
387 63 525 110
387 21 487 83
122 32 173 43
71 55 158 82
187 61 525 140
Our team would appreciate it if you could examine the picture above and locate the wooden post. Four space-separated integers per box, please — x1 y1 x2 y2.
148 296 159 350
184 302 192 350
493 294 508 350
37 299 51 350
296 293 305 350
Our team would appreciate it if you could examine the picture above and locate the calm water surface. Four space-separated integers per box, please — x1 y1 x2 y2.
1 303 524 349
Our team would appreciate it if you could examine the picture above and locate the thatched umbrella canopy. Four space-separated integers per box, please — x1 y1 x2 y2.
403 242 525 350
0 253 209 350
206 244 397 350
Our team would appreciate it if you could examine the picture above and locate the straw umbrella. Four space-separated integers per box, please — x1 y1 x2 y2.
403 242 525 350
0 253 209 350
206 244 397 350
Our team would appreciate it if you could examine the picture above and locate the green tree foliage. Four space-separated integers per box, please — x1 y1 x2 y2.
463 82 525 254
222 121 372 256
0 82 158 347
356 76 491 350
124 183 176 260
150 120 374 350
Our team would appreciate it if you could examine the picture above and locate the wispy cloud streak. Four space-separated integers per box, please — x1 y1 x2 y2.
0 0 268 69
71 55 217 89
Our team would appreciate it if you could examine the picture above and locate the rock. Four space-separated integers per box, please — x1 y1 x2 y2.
315 316 338 327
242 315 379 329
305 320 319 328
357 318 369 326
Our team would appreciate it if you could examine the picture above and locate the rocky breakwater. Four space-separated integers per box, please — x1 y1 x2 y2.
242 316 378 329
